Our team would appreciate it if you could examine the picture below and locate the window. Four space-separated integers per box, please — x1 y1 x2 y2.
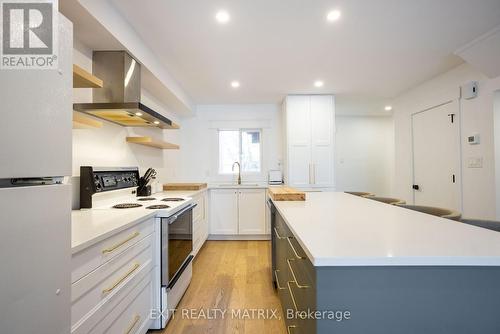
218 129 261 174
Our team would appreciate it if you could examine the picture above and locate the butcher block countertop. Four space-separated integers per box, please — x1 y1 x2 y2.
163 183 208 191
268 186 305 201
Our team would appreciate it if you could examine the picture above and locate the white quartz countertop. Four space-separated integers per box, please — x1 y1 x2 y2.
272 192 500 267
71 189 206 254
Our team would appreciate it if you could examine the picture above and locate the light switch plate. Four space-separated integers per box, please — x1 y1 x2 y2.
468 157 483 168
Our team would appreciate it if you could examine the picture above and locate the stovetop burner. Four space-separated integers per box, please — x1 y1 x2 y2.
161 197 185 202
113 203 143 209
146 204 170 209
137 197 156 201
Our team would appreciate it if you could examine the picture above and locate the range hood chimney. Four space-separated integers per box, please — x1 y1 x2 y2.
74 51 177 129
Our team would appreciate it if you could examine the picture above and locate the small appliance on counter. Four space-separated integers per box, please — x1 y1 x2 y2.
137 168 156 197
268 170 283 185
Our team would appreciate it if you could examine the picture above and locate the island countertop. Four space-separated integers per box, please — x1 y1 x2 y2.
272 192 500 266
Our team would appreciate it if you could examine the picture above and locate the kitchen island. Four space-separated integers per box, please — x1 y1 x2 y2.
270 192 500 334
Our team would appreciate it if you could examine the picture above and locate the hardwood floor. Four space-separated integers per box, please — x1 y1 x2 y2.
158 241 286 334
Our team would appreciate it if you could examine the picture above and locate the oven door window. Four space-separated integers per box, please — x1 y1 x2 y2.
168 209 193 283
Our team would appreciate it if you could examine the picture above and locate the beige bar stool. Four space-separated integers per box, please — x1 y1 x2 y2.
460 218 500 232
367 197 406 205
395 204 462 221
345 191 374 197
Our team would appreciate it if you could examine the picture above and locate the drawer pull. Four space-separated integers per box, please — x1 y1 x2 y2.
286 237 305 259
287 281 300 313
286 259 310 288
102 263 140 294
124 315 141 334
287 325 297 334
274 227 285 239
102 232 140 254
274 270 285 290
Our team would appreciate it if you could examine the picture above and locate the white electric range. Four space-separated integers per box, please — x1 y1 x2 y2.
79 166 195 329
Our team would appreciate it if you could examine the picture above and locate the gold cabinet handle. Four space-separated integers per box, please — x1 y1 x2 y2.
286 237 305 259
274 270 285 290
102 263 140 294
124 315 141 334
287 325 297 334
287 281 300 313
102 232 140 254
274 227 285 239
286 259 310 288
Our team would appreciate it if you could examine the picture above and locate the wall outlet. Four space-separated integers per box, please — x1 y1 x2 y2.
468 157 483 168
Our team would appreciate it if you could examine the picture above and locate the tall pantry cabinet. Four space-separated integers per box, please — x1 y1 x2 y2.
283 95 335 189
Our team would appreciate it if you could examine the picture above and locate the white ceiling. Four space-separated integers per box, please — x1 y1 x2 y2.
107 0 500 104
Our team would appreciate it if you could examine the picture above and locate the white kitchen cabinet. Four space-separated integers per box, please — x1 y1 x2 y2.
238 189 266 234
71 217 156 334
284 95 335 189
209 188 267 237
210 189 239 235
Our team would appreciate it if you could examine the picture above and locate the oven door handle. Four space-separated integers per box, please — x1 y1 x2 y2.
169 203 197 224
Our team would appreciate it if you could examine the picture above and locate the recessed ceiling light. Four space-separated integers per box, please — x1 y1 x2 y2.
153 120 160 125
327 10 341 22
314 80 324 88
384 105 393 111
215 10 230 24
135 112 143 116
231 81 240 88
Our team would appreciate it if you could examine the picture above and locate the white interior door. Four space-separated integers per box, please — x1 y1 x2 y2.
412 101 461 211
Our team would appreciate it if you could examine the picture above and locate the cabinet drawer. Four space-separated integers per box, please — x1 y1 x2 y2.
71 259 153 334
72 234 153 327
92 274 153 334
72 218 154 283
279 282 299 332
275 215 293 239
93 274 153 334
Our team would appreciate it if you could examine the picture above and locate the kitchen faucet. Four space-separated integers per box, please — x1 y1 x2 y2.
232 162 242 185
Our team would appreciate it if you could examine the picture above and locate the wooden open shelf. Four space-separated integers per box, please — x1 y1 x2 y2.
126 136 180 149
73 64 103 88
72 111 103 129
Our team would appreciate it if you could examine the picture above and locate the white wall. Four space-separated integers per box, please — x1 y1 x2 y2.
335 116 394 196
392 63 500 219
175 104 283 184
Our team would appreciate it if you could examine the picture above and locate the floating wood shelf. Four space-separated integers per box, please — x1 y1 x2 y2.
73 64 103 88
126 136 180 149
72 111 103 129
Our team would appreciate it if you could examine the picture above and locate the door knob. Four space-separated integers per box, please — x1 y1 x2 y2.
412 184 420 190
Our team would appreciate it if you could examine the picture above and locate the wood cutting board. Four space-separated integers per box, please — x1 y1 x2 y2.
268 186 305 201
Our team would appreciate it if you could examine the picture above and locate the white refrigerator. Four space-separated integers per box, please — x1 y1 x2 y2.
0 15 73 334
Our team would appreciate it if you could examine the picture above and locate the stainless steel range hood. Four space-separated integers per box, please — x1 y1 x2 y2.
73 51 178 129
